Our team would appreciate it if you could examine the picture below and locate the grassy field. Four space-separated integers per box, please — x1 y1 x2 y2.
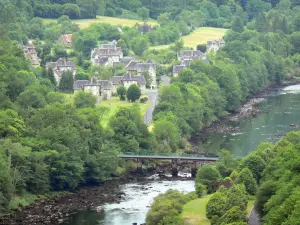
98 97 150 127
150 27 227 50
62 94 150 127
43 16 157 29
181 195 212 225
180 195 256 225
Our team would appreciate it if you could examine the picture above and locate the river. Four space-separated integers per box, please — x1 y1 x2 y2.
62 84 300 225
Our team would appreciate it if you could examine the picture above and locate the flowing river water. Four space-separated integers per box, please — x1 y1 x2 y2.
62 84 300 225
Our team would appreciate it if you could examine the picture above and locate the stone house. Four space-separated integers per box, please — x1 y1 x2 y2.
58 34 73 47
111 74 146 94
73 78 113 102
125 61 157 89
206 38 225 52
173 65 185 77
91 41 123 67
177 50 204 62
23 41 40 67
46 58 76 84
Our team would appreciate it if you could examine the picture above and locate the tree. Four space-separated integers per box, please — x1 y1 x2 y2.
153 120 180 152
232 16 244 33
142 71 153 88
137 7 150 21
217 206 247 224
74 91 97 108
197 44 207 52
195 165 221 194
59 71 74 92
236 168 257 195
255 180 276 218
17 89 46 109
195 183 206 197
242 154 266 183
117 86 126 101
206 191 227 219
131 37 150 56
127 84 141 102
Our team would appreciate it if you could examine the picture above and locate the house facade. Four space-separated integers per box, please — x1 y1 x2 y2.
91 41 123 67
46 58 76 84
111 74 146 94
73 78 113 102
125 61 157 89
58 34 73 47
23 42 40 67
206 38 225 52
177 50 205 62
173 65 185 77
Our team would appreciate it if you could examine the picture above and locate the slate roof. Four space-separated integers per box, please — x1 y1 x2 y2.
111 74 146 85
56 58 76 69
92 47 122 58
173 65 185 74
126 61 156 71
73 79 112 90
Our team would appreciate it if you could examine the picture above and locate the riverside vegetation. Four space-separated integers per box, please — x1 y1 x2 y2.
1 0 300 224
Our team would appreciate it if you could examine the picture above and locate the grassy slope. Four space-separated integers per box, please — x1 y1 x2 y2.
63 94 150 127
181 195 212 225
43 16 157 28
150 27 227 50
181 195 255 225
99 97 151 127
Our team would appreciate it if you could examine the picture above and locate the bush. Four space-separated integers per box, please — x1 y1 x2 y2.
195 183 206 197
140 97 148 103
195 165 221 194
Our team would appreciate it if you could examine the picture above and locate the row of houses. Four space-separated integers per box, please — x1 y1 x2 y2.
73 74 147 102
173 50 206 77
172 38 225 77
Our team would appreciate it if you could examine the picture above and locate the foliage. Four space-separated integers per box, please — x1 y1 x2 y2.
59 71 74 92
236 168 257 195
146 189 194 225
74 91 97 108
117 86 126 101
127 84 141 102
195 165 221 194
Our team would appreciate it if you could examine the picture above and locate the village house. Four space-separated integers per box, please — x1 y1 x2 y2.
46 58 76 84
73 77 113 102
91 41 123 67
111 73 146 94
206 38 225 52
23 41 40 67
173 65 186 78
125 60 157 89
58 34 73 47
177 50 204 62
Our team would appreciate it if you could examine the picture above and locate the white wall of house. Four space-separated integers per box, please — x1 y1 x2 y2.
123 80 138 89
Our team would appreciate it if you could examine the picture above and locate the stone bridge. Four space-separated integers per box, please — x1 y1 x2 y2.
120 152 218 177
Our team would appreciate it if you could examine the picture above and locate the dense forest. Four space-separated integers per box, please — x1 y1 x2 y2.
1 0 300 224
146 131 300 224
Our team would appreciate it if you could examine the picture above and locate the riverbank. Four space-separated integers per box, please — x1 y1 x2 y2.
0 174 193 225
196 81 300 136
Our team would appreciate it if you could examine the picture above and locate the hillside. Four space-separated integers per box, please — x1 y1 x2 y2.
150 27 227 50
43 16 158 29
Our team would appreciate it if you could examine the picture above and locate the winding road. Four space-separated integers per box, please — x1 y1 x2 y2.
143 75 170 125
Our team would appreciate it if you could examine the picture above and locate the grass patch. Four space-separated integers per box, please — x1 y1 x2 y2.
43 16 157 29
9 192 38 210
99 97 151 127
247 197 256 217
181 194 212 225
150 27 227 50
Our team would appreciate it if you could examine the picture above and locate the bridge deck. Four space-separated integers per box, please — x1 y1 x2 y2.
120 155 218 161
